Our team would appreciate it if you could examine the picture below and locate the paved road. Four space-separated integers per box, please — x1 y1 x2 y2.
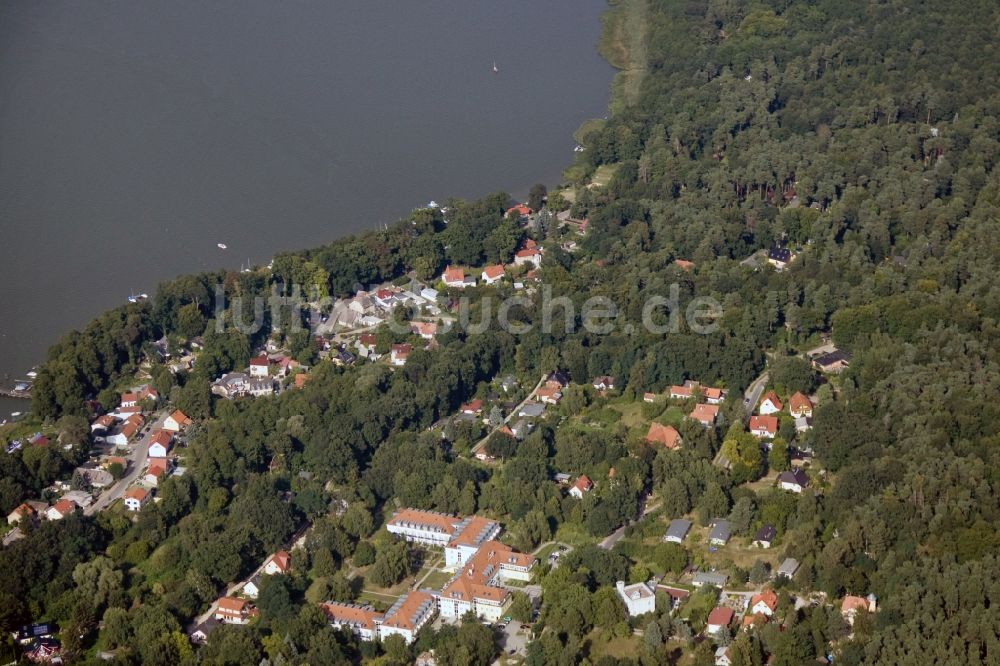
713 369 769 469
84 410 167 516
598 497 661 550
470 374 547 457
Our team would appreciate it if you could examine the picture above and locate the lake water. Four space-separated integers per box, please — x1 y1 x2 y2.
0 0 613 415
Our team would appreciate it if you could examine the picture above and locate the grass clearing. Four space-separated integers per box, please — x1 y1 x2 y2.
598 0 650 113
420 569 453 590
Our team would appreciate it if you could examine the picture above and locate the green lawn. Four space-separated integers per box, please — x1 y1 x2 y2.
420 569 454 591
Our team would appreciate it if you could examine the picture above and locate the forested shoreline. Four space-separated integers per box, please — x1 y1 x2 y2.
3 0 999 664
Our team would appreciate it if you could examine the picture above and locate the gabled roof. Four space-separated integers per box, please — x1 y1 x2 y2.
689 403 719 423
645 422 681 449
443 266 465 283
249 355 270 367
572 475 593 493
841 595 870 613
387 508 460 534
267 550 291 574
789 392 813 413
482 264 505 279
754 524 776 542
506 203 533 217
167 409 192 426
749 415 778 433
321 602 382 631
707 607 735 626
217 596 248 613
760 391 783 410
149 429 172 449
124 487 148 502
778 468 809 487
750 589 778 612
51 499 76 516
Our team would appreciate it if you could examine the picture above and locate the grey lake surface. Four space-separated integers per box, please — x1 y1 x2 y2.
0 0 613 411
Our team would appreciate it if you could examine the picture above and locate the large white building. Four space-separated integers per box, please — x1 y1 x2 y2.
386 509 501 570
615 581 656 617
437 540 535 622
321 590 437 645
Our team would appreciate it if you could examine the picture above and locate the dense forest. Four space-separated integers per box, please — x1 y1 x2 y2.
6 0 1000 664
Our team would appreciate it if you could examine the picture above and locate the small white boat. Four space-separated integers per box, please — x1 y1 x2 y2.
217 243 228 250
492 60 499 74
25 369 37 379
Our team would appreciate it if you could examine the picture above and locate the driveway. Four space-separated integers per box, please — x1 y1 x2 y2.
599 496 661 550
498 621 529 658
84 410 167 516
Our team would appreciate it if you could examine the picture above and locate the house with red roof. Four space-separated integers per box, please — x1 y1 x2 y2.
788 392 814 418
215 596 258 625
144 459 170 487
513 247 542 268
841 594 877 626
706 607 735 635
124 487 150 512
7 503 38 526
46 499 77 521
410 321 438 340
759 391 783 415
505 203 533 219
460 399 483 415
749 415 778 439
390 344 412 367
163 409 192 432
442 266 474 288
688 403 720 427
481 264 505 285
645 422 682 449
148 429 173 458
263 550 292 575
249 355 270 378
569 475 593 499
749 589 779 616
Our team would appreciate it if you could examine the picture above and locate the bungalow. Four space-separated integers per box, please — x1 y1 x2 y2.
749 589 779 617
249 355 270 378
615 581 656 617
163 410 192 432
766 246 794 271
356 333 379 359
569 475 593 499
708 519 732 546
592 375 615 391
419 287 440 303
506 203 533 219
664 519 692 544
841 594 877 626
374 288 398 310
777 468 809 493
776 558 800 579
90 414 117 435
263 550 291 575
692 571 728 588
749 415 778 439
788 392 814 418
706 607 734 635
513 248 542 268
148 429 173 458
689 404 720 427
123 487 150 512
518 401 545 418
758 391 782 415
715 646 732 666
45 499 77 520
410 321 438 340
669 384 694 399
390 344 412 367
242 575 262 599
752 524 776 548
442 266 474 288
645 422 682 450
643 392 658 403
703 387 726 404
107 414 144 448
481 264 505 285
460 399 483 416
812 349 851 373
536 386 562 405
215 597 257 625
7 503 37 526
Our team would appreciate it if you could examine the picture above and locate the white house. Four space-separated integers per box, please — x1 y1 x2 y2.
45 499 77 521
569 475 593 499
749 415 778 439
163 410 192 432
777 469 809 493
758 391 782 415
442 266 474 288
123 487 150 512
390 344 412 367
147 430 173 459
249 355 270 378
481 264 505 285
215 597 256 625
263 550 291 576
242 575 262 599
749 589 778 617
513 248 542 267
706 607 734 635
715 646 732 666
615 581 656 617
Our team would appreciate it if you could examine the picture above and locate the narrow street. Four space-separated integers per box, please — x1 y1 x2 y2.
84 410 167 516
470 374 547 457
